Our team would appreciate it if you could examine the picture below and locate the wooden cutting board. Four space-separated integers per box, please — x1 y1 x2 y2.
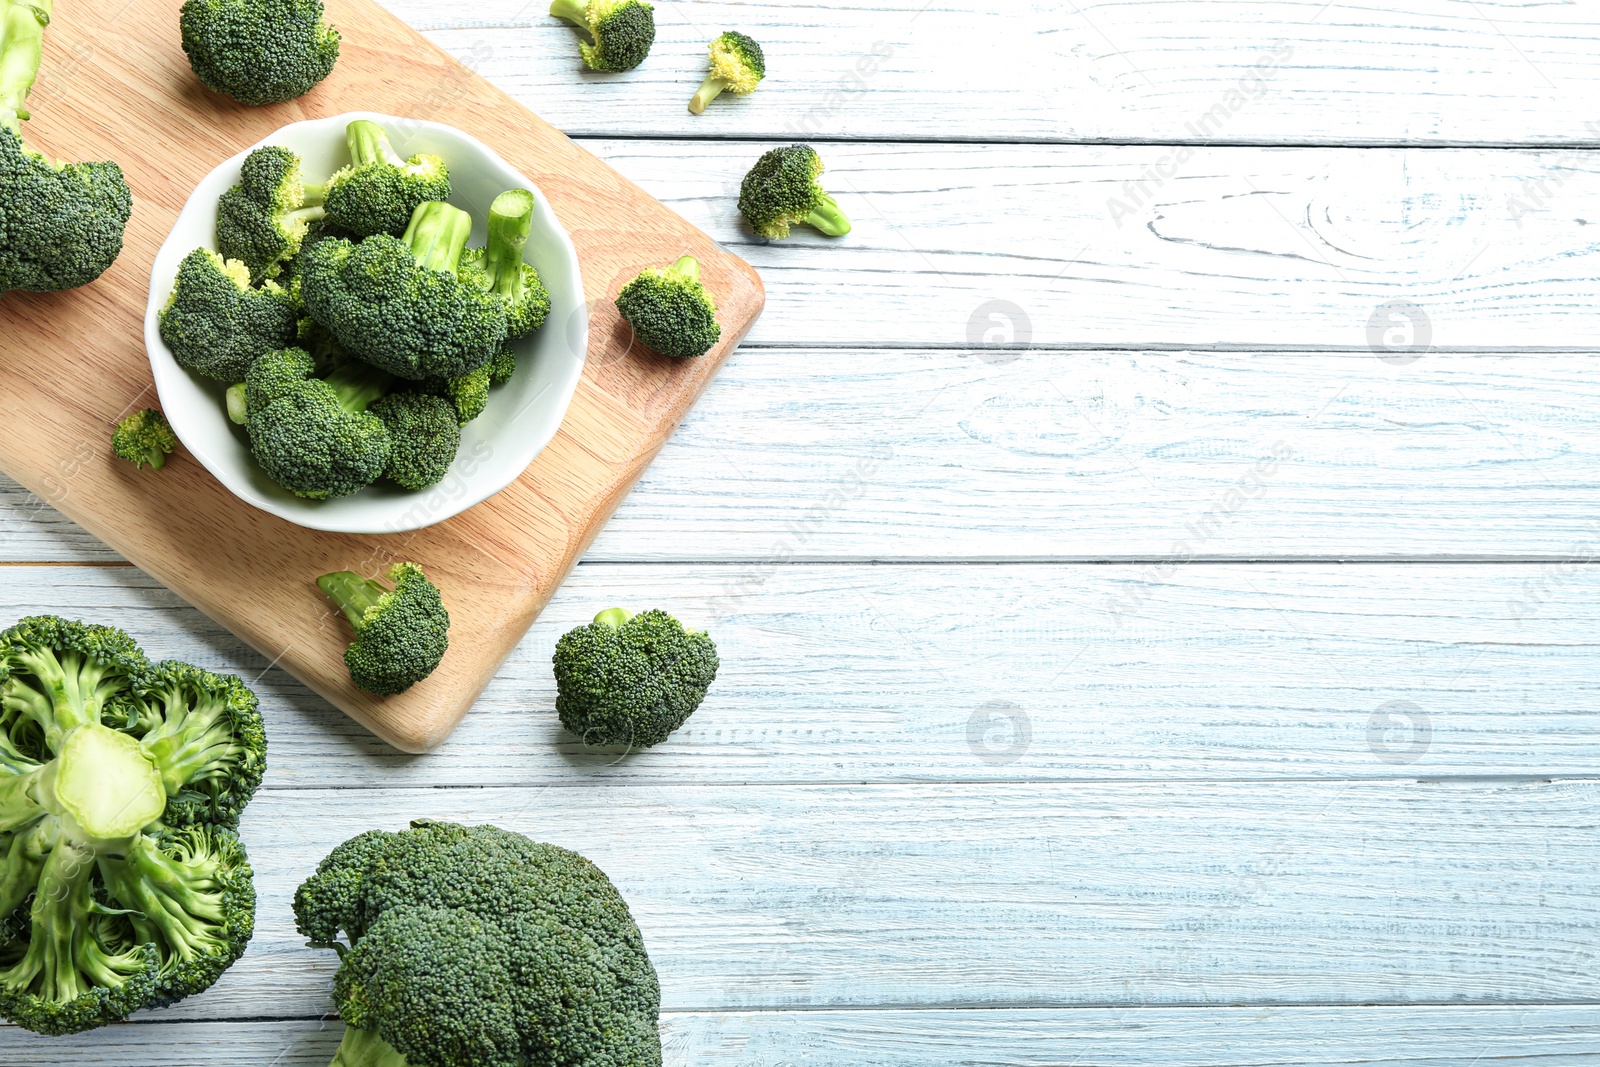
0 0 764 751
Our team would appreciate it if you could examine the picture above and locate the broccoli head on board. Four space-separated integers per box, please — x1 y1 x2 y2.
217 145 327 284
159 248 299 381
323 120 450 239
737 143 851 240
316 563 450 696
180 0 341 105
112 409 178 472
239 348 393 500
458 188 551 339
549 0 655 72
689 31 764 114
615 255 720 359
552 608 718 748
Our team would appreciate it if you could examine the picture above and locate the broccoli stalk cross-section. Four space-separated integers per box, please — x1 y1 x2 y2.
689 31 765 114
324 120 451 239
549 0 656 72
316 563 450 696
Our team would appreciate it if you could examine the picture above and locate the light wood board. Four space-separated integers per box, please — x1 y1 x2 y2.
0 0 764 750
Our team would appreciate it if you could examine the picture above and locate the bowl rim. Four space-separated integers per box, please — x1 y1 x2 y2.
142 110 588 535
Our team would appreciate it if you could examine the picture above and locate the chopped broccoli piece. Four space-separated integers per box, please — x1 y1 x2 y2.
615 254 721 359
0 616 263 1035
690 31 764 113
179 0 340 105
421 367 491 425
738 143 851 240
369 392 460 490
549 0 655 72
217 145 327 284
552 608 718 748
315 563 449 696
458 189 550 338
239 349 393 499
294 819 661 1067
323 120 450 239
112 409 177 472
486 347 517 387
300 200 509 380
0 0 132 295
158 249 299 381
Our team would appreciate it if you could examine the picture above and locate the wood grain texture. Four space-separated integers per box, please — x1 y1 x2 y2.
0 0 763 751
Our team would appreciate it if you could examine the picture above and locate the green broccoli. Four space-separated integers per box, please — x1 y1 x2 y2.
158 249 299 381
112 409 177 472
552 608 718 748
689 31 764 114
323 120 450 239
0 0 132 295
421 366 490 425
459 189 550 339
316 563 449 696
486 346 517 386
737 143 851 239
179 0 340 105
0 617 263 1035
294 818 661 1067
369 392 461 490
549 0 655 72
300 200 509 381
217 145 327 284
239 348 393 499
615 255 721 359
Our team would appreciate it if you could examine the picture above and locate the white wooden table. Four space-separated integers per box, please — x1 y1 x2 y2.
6 1 1600 1063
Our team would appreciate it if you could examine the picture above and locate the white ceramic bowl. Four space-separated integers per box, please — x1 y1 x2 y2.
144 112 587 534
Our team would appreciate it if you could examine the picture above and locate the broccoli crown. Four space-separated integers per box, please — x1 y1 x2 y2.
370 392 461 491
159 248 299 381
614 255 721 359
552 608 718 748
324 120 451 239
112 409 178 472
0 128 132 296
422 367 491 425
737 143 852 240
243 349 393 499
179 0 341 105
300 203 509 381
294 818 662 1067
316 563 450 696
457 189 551 339
0 616 263 1035
550 0 655 72
217 145 328 284
689 31 764 113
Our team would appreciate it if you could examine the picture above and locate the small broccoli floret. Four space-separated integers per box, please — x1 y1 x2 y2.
615 255 721 359
552 608 718 748
458 189 550 339
240 349 393 499
112 409 178 472
323 120 450 239
179 0 340 105
549 0 655 72
217 145 327 284
421 367 490 425
370 392 460 490
158 249 299 381
690 31 764 113
486 347 517 387
0 1 132 296
738 143 851 240
316 563 449 696
301 201 509 381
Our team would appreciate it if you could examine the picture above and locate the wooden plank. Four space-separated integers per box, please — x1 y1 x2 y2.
11 1006 1600 1066
380 0 1600 147
0 0 762 752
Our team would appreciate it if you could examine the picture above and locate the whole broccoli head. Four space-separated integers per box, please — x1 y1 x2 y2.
159 249 299 381
0 617 263 1035
459 189 550 339
689 31 764 114
0 1 132 296
324 120 451 239
552 608 718 748
294 818 661 1067
217 145 328 284
179 0 340 105
737 144 851 240
301 201 509 381
241 348 393 499
370 392 461 491
549 0 655 72
316 563 450 696
112 409 178 471
615 255 721 359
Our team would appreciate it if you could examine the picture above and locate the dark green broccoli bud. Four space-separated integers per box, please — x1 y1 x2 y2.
370 392 461 491
421 366 491 425
158 249 299 381
552 608 718 748
112 409 178 472
738 143 851 240
179 0 340 106
241 349 393 499
316 563 449 696
300 200 509 381
615 255 721 359
486 347 517 387
217 145 328 284
324 120 450 239
0 1 132 296
690 31 765 113
549 0 655 72
0 616 262 1035
458 189 550 339
294 819 661 1067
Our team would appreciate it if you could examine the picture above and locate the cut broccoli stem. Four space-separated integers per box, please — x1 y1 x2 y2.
401 200 472 275
548 0 595 40
225 383 249 426
689 75 729 115
316 571 388 631
803 194 851 237
322 361 393 416
593 607 635 628
330 1025 409 1067
0 0 51 134
345 119 407 171
301 182 328 208
480 188 534 303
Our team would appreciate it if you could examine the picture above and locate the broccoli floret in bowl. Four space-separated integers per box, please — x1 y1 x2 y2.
324 120 451 239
